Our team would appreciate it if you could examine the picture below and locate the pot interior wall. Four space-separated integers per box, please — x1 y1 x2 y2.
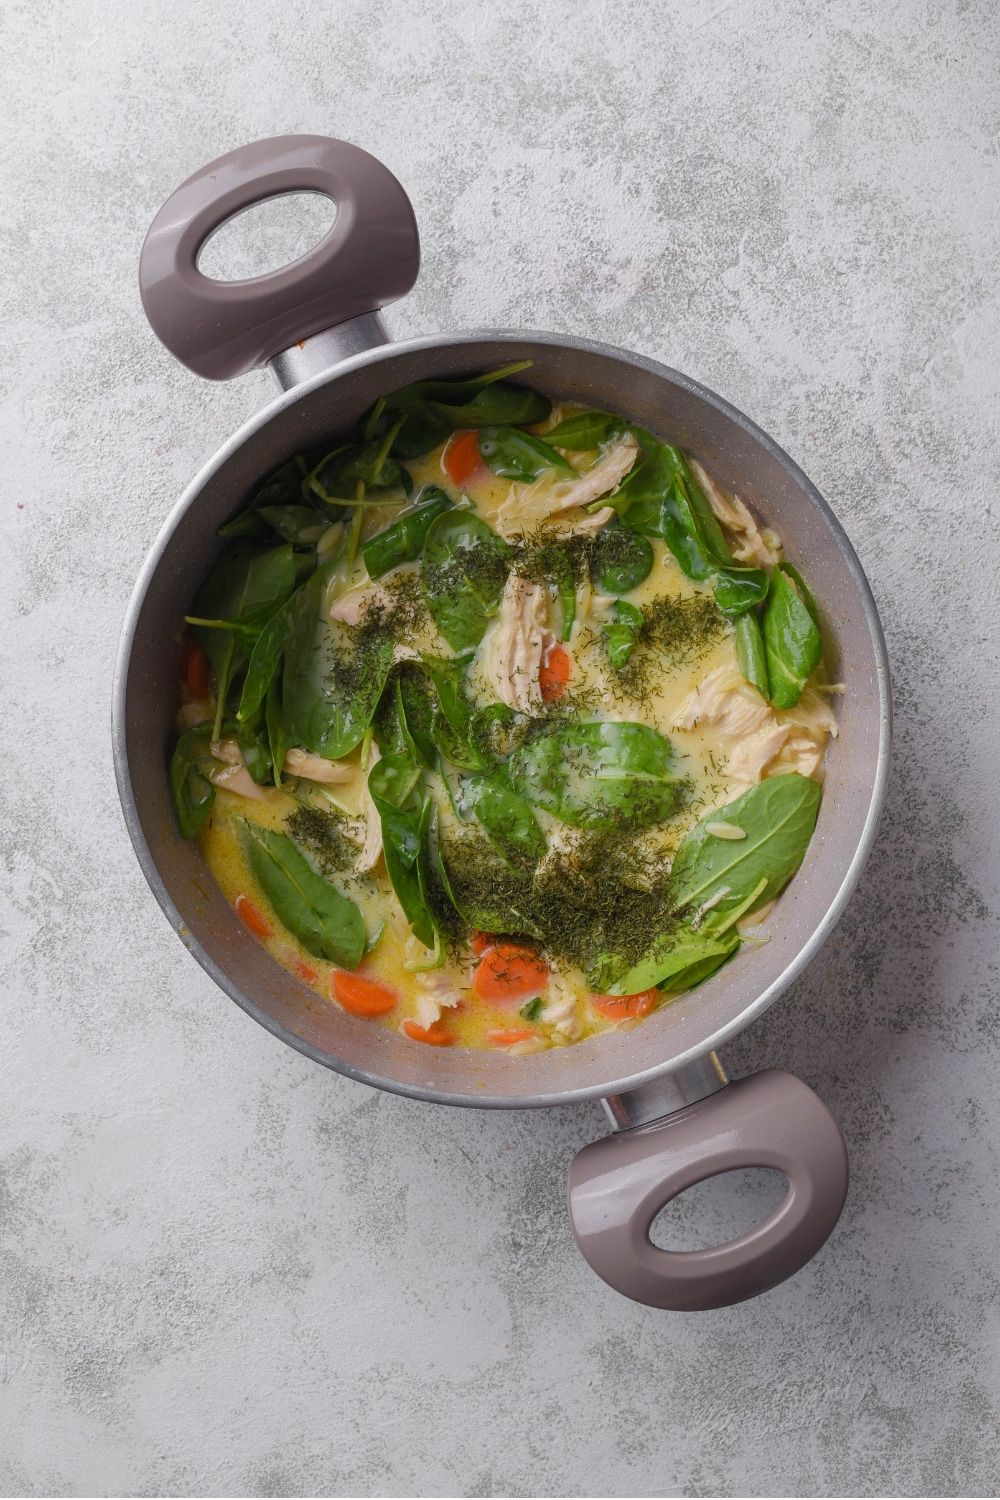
118 334 888 1107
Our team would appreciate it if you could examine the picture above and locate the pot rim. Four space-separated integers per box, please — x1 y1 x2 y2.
113 328 892 1109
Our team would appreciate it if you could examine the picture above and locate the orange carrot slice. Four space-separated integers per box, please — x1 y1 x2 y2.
470 930 496 957
474 941 549 1004
401 1020 454 1046
487 1027 538 1047
186 642 212 699
293 959 320 984
332 972 397 1016
590 989 658 1021
444 430 485 485
235 895 272 939
539 643 571 703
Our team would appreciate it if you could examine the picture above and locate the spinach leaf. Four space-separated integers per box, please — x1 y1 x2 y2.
243 824 365 967
603 925 741 996
396 664 438 769
256 505 330 545
367 752 435 946
604 600 643 670
762 569 822 709
469 702 529 766
614 445 734 584
463 776 547 871
546 543 577 640
545 410 625 450
372 365 550 460
422 654 487 772
362 487 452 579
217 459 305 538
477 426 575 481
169 724 217 838
587 526 653 595
237 597 296 723
282 564 395 758
508 721 687 832
265 677 290 787
368 751 423 868
190 541 298 737
421 512 512 651
306 439 410 502
713 565 769 618
735 610 770 699
778 561 820 627
669 774 821 924
237 712 273 785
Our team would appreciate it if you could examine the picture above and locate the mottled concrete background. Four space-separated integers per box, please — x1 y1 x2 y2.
1 0 998 1495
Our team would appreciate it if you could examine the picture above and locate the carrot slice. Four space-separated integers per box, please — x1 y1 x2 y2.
186 642 212 699
470 930 496 957
487 1027 538 1047
539 643 571 703
444 430 485 485
235 894 272 939
293 959 320 984
590 989 658 1021
474 941 549 1005
332 971 397 1016
401 1020 454 1046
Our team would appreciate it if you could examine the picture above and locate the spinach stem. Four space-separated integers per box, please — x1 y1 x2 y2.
345 483 365 568
212 637 235 743
363 396 387 445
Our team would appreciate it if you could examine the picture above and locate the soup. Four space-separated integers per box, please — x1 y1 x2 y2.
170 363 839 1052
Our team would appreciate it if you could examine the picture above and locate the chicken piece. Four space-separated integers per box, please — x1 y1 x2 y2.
542 504 616 537
546 434 640 514
329 582 392 625
541 973 582 1041
481 572 549 713
209 763 269 801
781 687 839 741
357 744 383 872
672 666 772 738
282 747 355 784
413 968 466 1030
495 435 639 535
176 700 214 733
689 459 781 569
726 723 791 798
773 733 824 781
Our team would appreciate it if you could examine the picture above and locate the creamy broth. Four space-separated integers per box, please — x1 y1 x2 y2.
172 372 839 1053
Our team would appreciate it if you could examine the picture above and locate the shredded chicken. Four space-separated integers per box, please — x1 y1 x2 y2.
689 459 781 569
357 743 383 872
413 968 466 1030
329 582 392 625
541 504 616 537
282 747 355 784
495 435 639 536
208 763 269 801
541 972 582 1041
726 723 791 797
481 572 548 713
176 700 214 732
673 665 839 799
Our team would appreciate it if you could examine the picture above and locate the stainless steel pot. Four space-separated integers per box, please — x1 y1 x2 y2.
113 136 891 1310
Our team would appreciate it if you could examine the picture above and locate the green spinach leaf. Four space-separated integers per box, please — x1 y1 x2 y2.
669 774 821 923
243 824 365 967
237 712 273 785
735 610 770 698
256 505 330 545
282 564 395 758
762 569 822 709
713 565 769 618
604 600 643 670
306 438 410 503
265 677 290 787
587 526 653 594
604 925 741 995
362 487 452 579
421 512 512 651
545 410 625 450
169 724 217 838
463 776 548 871
367 753 435 946
396 664 438 769
508 721 688 832
477 426 575 481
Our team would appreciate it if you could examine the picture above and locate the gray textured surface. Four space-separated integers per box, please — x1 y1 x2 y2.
1 0 998 1494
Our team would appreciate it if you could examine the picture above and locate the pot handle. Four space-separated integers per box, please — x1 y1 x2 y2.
138 135 419 380
568 1069 848 1311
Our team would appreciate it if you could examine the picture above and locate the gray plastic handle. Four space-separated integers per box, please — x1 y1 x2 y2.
138 135 419 380
568 1070 848 1310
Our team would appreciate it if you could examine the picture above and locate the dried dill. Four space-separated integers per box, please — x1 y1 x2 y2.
287 805 358 877
609 592 726 701
441 823 689 985
324 571 428 698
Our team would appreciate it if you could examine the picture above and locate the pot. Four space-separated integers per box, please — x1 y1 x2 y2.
114 136 891 1310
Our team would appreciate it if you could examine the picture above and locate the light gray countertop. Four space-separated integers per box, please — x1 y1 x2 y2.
2 1 998 1495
